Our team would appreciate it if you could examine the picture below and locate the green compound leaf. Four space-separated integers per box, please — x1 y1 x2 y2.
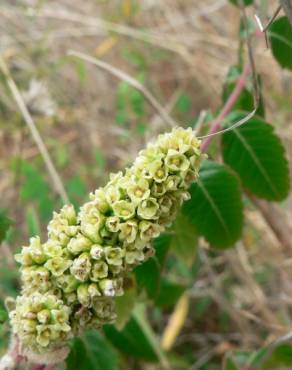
229 0 253 7
183 160 243 248
66 330 118 370
222 113 290 201
269 16 292 70
0 209 10 243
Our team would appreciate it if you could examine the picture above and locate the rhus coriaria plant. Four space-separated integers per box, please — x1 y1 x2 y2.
4 128 204 367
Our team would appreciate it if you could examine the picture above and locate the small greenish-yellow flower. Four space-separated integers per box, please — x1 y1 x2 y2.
29 238 47 264
77 283 101 307
151 182 166 197
181 168 198 187
15 249 33 266
99 279 116 297
67 233 92 255
37 309 51 324
77 284 91 306
104 247 124 266
74 308 93 329
36 325 53 347
93 299 116 322
88 283 101 299
105 185 121 204
70 253 91 282
113 278 124 296
165 149 190 172
45 257 72 277
127 178 150 203
165 175 181 191
148 160 168 183
158 195 173 214
51 309 69 325
105 216 120 233
139 221 162 241
137 198 159 220
125 249 144 265
108 265 123 275
22 319 37 333
56 274 78 294
90 261 108 281
59 205 77 225
90 245 104 260
65 292 77 305
79 203 105 243
89 189 110 214
80 223 102 244
112 200 135 220
21 267 51 294
43 240 63 258
119 219 138 243
48 206 79 246
99 227 118 246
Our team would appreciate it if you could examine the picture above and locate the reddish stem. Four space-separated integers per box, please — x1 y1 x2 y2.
31 365 45 370
201 62 251 152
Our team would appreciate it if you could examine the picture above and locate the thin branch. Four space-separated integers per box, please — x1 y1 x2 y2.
254 5 282 48
250 197 292 251
255 5 282 32
0 55 69 204
68 50 177 128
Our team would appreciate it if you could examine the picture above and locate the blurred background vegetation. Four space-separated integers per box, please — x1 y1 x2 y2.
0 0 292 369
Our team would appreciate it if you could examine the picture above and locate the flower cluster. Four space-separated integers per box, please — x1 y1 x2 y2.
8 127 204 357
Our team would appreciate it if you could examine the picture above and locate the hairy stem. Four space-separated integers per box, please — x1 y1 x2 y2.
201 62 251 152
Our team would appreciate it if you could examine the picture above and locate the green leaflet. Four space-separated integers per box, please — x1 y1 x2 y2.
222 113 290 201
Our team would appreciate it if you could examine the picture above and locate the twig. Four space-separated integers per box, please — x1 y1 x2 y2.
67 50 177 128
250 197 292 251
200 62 251 152
255 5 282 48
0 55 69 204
255 5 282 33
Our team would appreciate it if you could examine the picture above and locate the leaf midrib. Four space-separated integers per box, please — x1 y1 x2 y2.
197 178 231 243
233 128 280 198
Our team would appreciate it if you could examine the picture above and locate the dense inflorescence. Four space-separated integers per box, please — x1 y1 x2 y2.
8 127 204 357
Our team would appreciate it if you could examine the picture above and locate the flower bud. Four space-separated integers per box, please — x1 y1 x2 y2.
90 245 104 260
67 234 92 255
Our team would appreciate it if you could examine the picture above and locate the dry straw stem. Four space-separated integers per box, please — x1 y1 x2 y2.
67 50 177 128
161 293 190 351
0 55 69 204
